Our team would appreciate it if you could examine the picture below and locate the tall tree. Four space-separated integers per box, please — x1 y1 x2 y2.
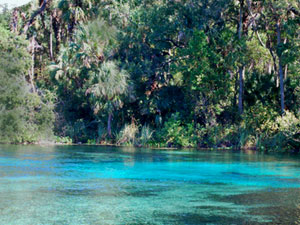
259 0 300 114
0 23 54 143
238 0 245 114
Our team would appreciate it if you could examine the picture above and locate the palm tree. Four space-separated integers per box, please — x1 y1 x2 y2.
79 19 117 62
51 17 122 139
87 61 129 138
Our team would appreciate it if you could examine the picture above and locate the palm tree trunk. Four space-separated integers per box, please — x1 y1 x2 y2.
107 112 112 138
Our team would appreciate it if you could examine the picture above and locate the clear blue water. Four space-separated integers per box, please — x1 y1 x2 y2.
1 145 300 224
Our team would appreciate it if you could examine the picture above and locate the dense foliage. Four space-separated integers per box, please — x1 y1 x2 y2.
0 15 54 143
0 0 299 152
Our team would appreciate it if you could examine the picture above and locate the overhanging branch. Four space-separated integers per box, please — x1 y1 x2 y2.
22 0 48 34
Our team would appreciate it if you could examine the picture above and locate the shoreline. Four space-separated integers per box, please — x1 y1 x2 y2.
0 142 259 151
1 142 298 154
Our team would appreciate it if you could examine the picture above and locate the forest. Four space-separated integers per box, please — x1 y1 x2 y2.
0 0 299 152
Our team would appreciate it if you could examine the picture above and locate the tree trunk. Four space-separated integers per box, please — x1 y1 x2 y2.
53 9 61 54
238 67 244 114
49 14 53 60
30 37 36 93
267 63 272 74
284 65 288 80
11 9 18 33
238 0 244 115
107 112 112 138
233 72 238 115
278 60 284 114
276 20 285 114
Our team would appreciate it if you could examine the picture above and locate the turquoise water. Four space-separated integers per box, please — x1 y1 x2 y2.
1 145 300 224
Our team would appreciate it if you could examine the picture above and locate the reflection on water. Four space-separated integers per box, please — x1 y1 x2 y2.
0 145 300 224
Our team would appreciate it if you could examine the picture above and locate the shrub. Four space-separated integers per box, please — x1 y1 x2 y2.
117 123 138 145
139 125 153 146
158 113 196 147
55 136 73 144
263 111 300 152
87 139 97 145
238 104 300 151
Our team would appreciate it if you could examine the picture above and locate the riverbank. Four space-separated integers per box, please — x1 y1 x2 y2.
6 140 298 154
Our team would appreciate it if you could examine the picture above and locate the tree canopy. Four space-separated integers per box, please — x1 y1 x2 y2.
0 0 300 151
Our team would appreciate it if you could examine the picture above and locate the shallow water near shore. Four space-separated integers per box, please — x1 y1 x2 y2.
1 145 300 224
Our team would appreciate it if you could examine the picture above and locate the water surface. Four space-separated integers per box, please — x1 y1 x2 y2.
1 145 300 224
